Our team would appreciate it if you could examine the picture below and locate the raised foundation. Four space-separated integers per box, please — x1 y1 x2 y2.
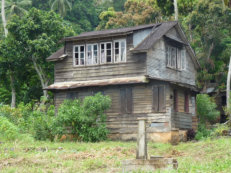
108 130 187 143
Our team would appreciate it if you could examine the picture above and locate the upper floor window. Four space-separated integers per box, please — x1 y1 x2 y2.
73 39 127 67
87 44 98 65
166 46 186 70
100 42 112 64
74 45 85 66
114 39 126 63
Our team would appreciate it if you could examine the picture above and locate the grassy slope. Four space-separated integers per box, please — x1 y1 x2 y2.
0 137 231 173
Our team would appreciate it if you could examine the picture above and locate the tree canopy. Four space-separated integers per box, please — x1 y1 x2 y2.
0 0 230 107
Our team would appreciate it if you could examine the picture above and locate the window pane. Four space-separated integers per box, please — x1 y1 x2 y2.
94 45 97 51
101 44 106 63
80 46 84 52
80 52 84 65
87 45 91 51
121 41 125 48
121 46 125 62
115 42 119 48
75 53 79 65
106 48 111 62
87 45 92 65
106 43 111 49
93 44 98 64
75 46 79 52
171 48 176 68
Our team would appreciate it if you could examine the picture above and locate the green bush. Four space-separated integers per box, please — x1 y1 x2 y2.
30 105 55 141
0 116 19 140
197 94 220 124
195 124 212 140
196 94 220 140
52 93 111 142
211 124 230 137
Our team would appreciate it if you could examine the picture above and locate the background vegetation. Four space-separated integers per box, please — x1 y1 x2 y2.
0 0 230 107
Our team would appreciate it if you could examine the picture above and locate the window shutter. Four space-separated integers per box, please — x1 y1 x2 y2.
184 92 189 113
181 49 186 70
174 90 178 112
158 86 166 112
120 88 126 113
152 86 159 112
126 88 133 113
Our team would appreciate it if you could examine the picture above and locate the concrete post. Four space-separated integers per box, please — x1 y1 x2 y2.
136 118 147 159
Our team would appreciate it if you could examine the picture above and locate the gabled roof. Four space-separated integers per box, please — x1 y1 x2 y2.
64 23 157 41
47 21 200 69
47 47 67 62
132 21 178 52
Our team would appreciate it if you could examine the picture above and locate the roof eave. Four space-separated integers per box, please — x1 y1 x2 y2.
63 31 134 42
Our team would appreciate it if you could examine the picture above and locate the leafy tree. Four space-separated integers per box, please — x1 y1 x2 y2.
185 0 231 92
32 0 50 11
97 0 163 30
4 0 32 17
49 0 71 17
0 35 25 107
7 8 74 101
64 0 100 34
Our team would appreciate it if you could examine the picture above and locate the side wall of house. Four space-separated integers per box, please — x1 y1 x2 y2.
146 27 197 86
54 35 147 82
168 85 196 130
54 81 175 142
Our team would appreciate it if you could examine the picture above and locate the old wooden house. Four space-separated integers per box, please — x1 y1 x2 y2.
46 21 199 142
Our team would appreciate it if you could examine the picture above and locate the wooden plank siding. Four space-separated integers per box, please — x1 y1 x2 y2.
54 35 147 82
169 85 195 130
54 82 173 137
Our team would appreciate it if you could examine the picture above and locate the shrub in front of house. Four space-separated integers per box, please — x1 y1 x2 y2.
195 94 220 140
52 93 111 142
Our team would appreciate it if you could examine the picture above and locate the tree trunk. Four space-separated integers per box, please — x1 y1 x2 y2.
10 73 16 108
1 0 8 36
226 56 231 119
188 23 193 43
207 42 214 61
32 56 49 100
174 0 178 21
222 0 225 9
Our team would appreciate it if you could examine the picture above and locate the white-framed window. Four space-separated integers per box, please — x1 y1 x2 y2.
100 42 112 64
114 39 126 63
73 45 85 66
166 46 186 70
86 44 98 65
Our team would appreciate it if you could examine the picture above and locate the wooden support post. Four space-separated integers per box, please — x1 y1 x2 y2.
136 118 147 159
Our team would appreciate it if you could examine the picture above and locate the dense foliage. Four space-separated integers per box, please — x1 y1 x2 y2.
0 0 229 108
195 94 220 140
53 93 111 142
0 93 111 142
197 94 220 124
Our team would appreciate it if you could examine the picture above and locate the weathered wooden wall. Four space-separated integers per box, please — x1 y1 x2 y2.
54 35 147 82
169 85 195 130
146 26 197 86
54 82 175 140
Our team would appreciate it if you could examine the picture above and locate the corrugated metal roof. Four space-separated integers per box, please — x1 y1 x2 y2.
47 47 67 61
64 23 166 41
45 76 149 90
132 21 178 52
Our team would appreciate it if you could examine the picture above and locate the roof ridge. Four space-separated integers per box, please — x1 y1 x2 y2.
64 21 178 41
